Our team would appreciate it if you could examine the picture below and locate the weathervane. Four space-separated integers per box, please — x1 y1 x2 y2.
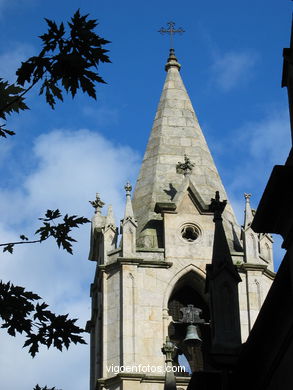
158 21 185 49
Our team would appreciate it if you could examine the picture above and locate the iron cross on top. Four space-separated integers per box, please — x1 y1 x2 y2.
158 21 185 49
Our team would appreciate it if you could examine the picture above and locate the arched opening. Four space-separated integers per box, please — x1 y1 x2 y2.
167 271 210 374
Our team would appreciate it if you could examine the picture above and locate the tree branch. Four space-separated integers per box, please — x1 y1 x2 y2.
0 239 41 247
1 209 89 254
0 78 38 115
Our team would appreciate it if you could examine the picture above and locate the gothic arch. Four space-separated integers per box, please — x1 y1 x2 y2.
163 266 210 373
163 264 206 310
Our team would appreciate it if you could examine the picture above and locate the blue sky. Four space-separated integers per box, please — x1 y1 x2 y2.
0 1 292 389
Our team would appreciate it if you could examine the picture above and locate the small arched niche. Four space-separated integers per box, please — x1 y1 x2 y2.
167 271 210 374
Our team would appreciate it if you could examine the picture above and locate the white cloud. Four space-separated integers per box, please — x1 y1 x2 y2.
228 109 290 195
0 128 141 390
0 129 140 225
249 110 290 163
224 109 290 269
0 138 13 165
210 49 259 91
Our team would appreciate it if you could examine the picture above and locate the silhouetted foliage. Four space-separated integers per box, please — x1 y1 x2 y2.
1 209 89 254
0 209 89 390
0 80 28 137
0 9 110 137
34 386 60 390
0 281 86 357
0 10 109 389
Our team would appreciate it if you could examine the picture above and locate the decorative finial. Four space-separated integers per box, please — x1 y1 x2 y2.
89 193 105 213
158 21 185 49
244 193 251 202
159 22 184 72
209 191 227 221
124 182 132 195
161 336 176 362
176 154 195 176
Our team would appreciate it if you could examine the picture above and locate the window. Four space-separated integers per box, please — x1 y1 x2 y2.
181 224 200 242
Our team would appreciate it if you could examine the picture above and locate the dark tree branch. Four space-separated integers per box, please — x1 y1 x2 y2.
1 209 89 254
0 9 111 138
0 281 86 357
0 239 41 247
33 386 60 390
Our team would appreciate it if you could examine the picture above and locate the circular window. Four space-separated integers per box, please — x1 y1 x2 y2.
181 224 200 242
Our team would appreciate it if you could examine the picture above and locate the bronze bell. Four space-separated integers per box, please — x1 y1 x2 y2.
184 324 202 345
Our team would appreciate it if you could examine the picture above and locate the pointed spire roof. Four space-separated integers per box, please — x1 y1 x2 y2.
105 205 116 229
209 192 240 274
132 49 238 245
122 182 136 223
244 193 254 230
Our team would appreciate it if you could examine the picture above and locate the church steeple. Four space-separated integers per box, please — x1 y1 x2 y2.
132 49 238 248
87 44 275 390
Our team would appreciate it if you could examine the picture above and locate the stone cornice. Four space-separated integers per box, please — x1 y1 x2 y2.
137 248 165 253
154 202 177 214
107 248 122 256
230 251 244 257
99 257 173 273
237 263 275 280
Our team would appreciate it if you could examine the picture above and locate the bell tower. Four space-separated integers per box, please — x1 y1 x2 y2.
87 46 275 390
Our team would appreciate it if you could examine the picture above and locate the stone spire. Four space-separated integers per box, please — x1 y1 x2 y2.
88 194 118 262
132 50 238 248
244 193 254 229
206 191 242 366
121 182 137 257
208 192 241 275
123 182 135 220
105 205 116 229
242 193 261 263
